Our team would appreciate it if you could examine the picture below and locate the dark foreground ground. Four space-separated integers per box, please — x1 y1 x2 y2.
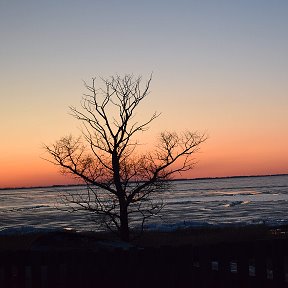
1 225 288 287
1 224 287 251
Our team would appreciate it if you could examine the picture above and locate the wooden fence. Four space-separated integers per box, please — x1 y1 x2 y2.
1 238 288 288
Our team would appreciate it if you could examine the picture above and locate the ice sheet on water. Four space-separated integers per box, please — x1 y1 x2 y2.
0 205 51 213
223 200 251 207
0 226 65 236
144 221 214 232
144 218 288 232
208 190 261 196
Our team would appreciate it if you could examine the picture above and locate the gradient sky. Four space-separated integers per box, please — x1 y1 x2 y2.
0 0 287 187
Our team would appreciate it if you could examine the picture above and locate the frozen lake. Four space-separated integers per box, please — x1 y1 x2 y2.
1 175 288 233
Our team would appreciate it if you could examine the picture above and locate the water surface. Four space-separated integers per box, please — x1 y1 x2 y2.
1 175 288 232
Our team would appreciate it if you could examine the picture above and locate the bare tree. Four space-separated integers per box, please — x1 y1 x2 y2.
44 74 207 241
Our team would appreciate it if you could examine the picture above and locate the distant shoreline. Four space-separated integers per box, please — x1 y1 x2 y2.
173 173 288 182
1 173 287 191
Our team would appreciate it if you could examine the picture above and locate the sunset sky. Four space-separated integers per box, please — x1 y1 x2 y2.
1 1 287 188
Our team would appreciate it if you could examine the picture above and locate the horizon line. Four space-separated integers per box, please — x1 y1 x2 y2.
1 173 287 191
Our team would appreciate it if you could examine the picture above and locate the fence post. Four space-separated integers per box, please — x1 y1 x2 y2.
272 240 285 287
254 241 268 287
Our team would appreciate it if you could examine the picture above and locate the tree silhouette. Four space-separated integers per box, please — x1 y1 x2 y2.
44 74 207 241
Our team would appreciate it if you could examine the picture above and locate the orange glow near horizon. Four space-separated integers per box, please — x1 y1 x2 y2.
0 135 287 188
1 116 288 188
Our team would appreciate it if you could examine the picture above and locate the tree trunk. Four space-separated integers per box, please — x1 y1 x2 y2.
112 151 130 241
119 200 129 242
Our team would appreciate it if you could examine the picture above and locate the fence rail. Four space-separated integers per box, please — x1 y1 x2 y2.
1 238 288 287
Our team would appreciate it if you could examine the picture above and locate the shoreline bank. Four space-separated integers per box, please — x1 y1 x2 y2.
1 224 288 251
